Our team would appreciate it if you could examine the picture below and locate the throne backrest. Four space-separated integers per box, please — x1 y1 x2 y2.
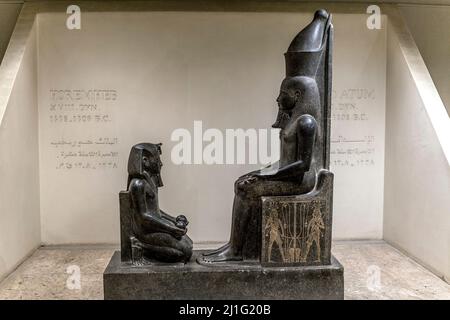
119 191 133 262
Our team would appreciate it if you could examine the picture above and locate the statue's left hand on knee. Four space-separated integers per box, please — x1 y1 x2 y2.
236 174 261 193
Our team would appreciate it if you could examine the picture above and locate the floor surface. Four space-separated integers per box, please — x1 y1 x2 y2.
0 241 449 300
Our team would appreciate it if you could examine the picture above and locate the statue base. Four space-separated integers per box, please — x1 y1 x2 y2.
103 250 344 300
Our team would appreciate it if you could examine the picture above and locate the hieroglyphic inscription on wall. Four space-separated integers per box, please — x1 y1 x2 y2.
331 88 377 168
47 89 119 170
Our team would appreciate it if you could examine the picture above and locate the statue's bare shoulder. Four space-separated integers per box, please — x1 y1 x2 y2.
296 114 317 137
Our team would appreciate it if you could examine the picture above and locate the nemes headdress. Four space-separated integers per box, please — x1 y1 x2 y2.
127 142 163 188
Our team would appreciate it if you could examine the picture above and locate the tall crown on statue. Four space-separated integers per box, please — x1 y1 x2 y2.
284 9 332 78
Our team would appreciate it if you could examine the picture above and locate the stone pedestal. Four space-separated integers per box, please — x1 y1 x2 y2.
103 251 344 300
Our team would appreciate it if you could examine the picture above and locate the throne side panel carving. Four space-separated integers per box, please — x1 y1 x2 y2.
261 171 333 267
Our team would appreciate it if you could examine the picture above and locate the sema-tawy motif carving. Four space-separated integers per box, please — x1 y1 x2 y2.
263 201 326 264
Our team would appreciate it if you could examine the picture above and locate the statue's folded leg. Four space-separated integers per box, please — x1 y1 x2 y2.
138 233 193 263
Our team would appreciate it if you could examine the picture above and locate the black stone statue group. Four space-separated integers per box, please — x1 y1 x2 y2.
120 9 334 267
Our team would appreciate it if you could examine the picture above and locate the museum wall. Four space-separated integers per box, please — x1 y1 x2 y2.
384 17 450 281
399 5 450 115
0 1 448 282
0 22 40 281
37 11 386 244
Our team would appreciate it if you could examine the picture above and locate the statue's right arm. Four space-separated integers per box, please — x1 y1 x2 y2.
241 162 279 179
129 179 186 238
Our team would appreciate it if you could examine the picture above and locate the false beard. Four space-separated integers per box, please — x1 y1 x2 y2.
141 171 164 188
155 174 164 187
272 109 291 129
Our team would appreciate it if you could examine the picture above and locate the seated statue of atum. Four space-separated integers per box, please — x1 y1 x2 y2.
200 9 332 264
